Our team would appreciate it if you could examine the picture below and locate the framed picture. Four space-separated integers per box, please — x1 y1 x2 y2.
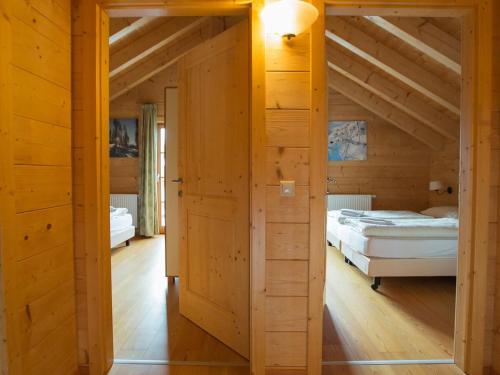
109 118 139 158
328 120 367 161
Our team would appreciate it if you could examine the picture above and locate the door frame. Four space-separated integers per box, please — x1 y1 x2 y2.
72 1 494 375
157 122 166 234
321 3 493 374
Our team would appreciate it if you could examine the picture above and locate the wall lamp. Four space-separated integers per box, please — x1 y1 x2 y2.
260 0 319 40
429 180 453 195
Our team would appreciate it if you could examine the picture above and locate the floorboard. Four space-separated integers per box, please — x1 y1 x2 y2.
322 246 456 361
111 236 248 364
321 364 464 375
109 364 249 375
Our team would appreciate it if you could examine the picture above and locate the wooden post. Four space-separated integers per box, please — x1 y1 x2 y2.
72 1 114 373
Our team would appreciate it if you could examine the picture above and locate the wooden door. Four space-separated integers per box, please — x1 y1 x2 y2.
165 88 180 277
177 20 249 358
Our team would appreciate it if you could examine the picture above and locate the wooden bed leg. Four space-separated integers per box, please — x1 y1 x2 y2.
125 239 130 246
371 277 381 291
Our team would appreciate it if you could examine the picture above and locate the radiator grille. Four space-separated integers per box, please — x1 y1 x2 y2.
110 194 138 227
327 194 373 211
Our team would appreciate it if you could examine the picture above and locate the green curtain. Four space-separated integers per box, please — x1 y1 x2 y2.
139 104 159 237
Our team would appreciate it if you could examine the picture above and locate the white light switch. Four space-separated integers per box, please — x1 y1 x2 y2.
280 180 295 197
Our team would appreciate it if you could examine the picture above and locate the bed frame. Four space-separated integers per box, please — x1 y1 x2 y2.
110 226 135 249
341 243 457 291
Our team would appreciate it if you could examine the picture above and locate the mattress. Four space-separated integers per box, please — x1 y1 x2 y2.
326 209 431 249
110 212 133 232
347 218 458 238
337 225 457 259
111 226 135 248
327 209 432 220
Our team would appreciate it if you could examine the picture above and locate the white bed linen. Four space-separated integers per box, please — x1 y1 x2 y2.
111 226 135 248
326 209 432 248
338 225 457 258
110 213 133 232
327 209 432 220
346 218 458 238
110 207 128 217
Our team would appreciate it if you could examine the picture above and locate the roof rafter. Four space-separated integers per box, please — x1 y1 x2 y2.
325 17 461 115
110 19 217 101
364 16 461 74
110 17 206 78
328 69 444 150
326 41 459 140
109 17 154 46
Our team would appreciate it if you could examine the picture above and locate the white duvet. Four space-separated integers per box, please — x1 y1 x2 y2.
328 209 432 220
110 207 134 232
347 217 459 238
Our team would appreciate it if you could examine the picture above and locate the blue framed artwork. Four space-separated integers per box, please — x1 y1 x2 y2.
109 118 139 158
328 120 367 161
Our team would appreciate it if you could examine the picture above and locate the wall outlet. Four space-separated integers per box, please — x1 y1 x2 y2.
280 180 295 197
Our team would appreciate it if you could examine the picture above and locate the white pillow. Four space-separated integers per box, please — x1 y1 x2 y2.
421 206 459 219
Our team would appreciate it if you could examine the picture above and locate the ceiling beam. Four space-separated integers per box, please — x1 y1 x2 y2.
110 20 214 101
325 7 468 17
328 69 444 150
109 17 154 46
325 17 461 115
99 1 250 17
364 16 461 74
326 41 459 140
110 17 205 78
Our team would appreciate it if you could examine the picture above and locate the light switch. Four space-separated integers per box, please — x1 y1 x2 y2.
280 180 295 197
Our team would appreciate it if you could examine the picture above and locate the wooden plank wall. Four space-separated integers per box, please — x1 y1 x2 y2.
327 90 431 212
429 139 459 207
72 1 114 373
490 0 500 372
108 66 176 194
264 31 312 373
0 0 79 374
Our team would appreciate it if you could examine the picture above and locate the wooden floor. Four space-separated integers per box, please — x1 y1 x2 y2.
111 236 248 364
109 364 463 375
322 246 456 361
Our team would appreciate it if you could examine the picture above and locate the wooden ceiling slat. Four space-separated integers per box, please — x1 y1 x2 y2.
326 41 459 140
109 17 204 78
365 16 461 74
325 17 461 115
109 17 154 46
110 19 216 101
328 69 444 150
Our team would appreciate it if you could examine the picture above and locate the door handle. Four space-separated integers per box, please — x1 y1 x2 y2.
171 178 183 183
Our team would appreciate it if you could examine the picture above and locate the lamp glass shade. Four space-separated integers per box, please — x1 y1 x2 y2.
429 180 444 191
260 0 319 37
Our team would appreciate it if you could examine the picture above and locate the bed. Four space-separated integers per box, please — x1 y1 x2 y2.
110 207 135 248
327 207 459 290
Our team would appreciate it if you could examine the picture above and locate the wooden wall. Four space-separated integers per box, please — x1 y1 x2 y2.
429 139 460 207
262 26 322 371
327 90 431 212
108 66 176 194
490 0 500 372
72 1 114 373
0 1 79 374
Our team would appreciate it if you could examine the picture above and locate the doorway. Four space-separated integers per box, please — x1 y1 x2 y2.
320 5 484 375
106 13 251 370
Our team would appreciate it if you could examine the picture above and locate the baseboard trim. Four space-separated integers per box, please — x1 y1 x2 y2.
113 359 249 367
322 359 455 366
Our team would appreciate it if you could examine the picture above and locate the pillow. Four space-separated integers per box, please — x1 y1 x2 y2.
420 206 459 219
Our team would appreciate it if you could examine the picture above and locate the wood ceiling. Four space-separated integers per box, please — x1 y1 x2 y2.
326 16 461 150
109 15 461 150
108 16 229 101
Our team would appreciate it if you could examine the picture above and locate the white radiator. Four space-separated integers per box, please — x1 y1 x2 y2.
327 194 374 211
110 194 138 227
